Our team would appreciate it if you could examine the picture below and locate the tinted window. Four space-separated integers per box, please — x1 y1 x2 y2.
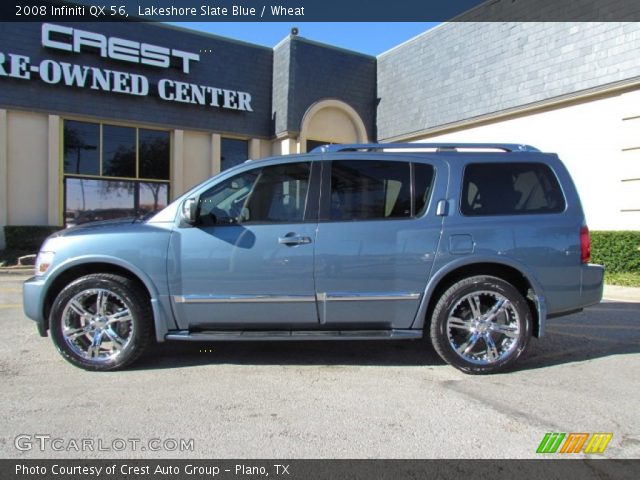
221 138 249 171
63 120 170 227
65 179 134 223
64 179 169 227
329 160 412 221
102 125 136 178
198 162 311 226
139 182 169 212
414 163 435 216
139 129 170 180
461 163 565 216
63 121 99 176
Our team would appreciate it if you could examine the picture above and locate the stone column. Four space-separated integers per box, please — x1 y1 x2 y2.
48 115 60 226
0 110 7 249
211 133 221 176
171 129 184 199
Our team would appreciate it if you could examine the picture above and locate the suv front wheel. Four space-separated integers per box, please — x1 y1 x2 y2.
49 273 152 371
430 275 532 374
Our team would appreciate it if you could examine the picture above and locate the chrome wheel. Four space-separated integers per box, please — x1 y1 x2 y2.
430 275 532 374
446 290 520 365
60 288 134 363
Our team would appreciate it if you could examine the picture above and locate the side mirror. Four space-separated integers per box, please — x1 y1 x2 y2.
181 197 198 225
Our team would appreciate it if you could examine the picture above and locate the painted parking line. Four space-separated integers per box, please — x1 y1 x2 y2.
0 288 22 293
0 304 22 309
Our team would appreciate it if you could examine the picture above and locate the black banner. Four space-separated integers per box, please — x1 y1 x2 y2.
2 459 639 480
2 0 640 22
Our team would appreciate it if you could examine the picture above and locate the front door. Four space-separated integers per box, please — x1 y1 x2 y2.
169 161 319 329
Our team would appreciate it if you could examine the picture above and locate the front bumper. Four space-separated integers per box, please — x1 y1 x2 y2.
23 276 48 336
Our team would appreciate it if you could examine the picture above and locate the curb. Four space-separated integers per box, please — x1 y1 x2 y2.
602 285 640 303
0 267 32 275
603 297 639 304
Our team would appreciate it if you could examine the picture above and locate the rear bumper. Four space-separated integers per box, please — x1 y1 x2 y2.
23 276 48 336
580 263 605 308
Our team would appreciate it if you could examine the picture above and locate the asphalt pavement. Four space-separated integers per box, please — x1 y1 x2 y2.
1 273 639 459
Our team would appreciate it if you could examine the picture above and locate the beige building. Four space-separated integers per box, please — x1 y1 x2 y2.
377 22 640 231
405 87 640 231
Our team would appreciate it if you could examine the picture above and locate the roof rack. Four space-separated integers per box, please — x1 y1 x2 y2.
311 143 541 153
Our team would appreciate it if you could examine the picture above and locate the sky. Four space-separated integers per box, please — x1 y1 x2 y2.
168 22 439 56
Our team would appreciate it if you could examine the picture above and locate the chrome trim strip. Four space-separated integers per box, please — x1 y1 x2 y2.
322 292 421 302
317 292 328 325
173 295 317 304
174 292 421 304
165 329 424 342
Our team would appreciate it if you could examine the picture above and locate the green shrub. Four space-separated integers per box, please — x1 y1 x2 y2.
3 225 62 252
591 231 640 273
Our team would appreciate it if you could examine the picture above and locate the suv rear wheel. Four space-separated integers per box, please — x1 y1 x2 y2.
430 275 532 374
49 274 152 371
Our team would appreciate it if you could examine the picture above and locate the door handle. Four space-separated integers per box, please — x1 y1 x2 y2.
278 234 312 246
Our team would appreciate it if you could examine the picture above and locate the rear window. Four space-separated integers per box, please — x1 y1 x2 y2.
461 162 565 216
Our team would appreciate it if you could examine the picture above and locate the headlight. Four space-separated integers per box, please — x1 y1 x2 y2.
35 251 55 276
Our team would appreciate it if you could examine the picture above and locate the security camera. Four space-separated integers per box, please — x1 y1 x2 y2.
291 27 299 36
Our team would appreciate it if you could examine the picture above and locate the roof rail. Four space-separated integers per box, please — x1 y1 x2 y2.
311 143 541 153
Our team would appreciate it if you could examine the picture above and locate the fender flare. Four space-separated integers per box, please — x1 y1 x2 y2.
412 255 548 337
41 255 175 342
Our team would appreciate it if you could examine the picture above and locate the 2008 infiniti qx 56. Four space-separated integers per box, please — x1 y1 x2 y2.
23 143 604 374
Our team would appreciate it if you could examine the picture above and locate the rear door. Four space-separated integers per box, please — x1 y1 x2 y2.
456 160 579 313
313 156 448 328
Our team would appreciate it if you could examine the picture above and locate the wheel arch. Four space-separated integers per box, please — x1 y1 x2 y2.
414 258 547 337
41 257 173 342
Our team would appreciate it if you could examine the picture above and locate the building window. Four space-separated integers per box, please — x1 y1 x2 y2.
221 138 249 171
63 120 100 176
139 129 171 180
306 139 334 152
63 120 170 227
102 125 136 178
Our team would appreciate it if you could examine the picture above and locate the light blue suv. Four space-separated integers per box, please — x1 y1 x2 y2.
23 143 604 374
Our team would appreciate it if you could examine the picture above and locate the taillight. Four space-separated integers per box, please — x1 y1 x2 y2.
580 225 591 264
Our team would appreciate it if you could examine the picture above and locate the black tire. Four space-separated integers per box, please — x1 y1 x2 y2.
429 275 532 374
49 274 152 371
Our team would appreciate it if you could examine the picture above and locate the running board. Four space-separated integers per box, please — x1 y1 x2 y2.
165 329 422 342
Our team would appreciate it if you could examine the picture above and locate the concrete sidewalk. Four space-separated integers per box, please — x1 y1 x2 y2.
603 285 640 303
